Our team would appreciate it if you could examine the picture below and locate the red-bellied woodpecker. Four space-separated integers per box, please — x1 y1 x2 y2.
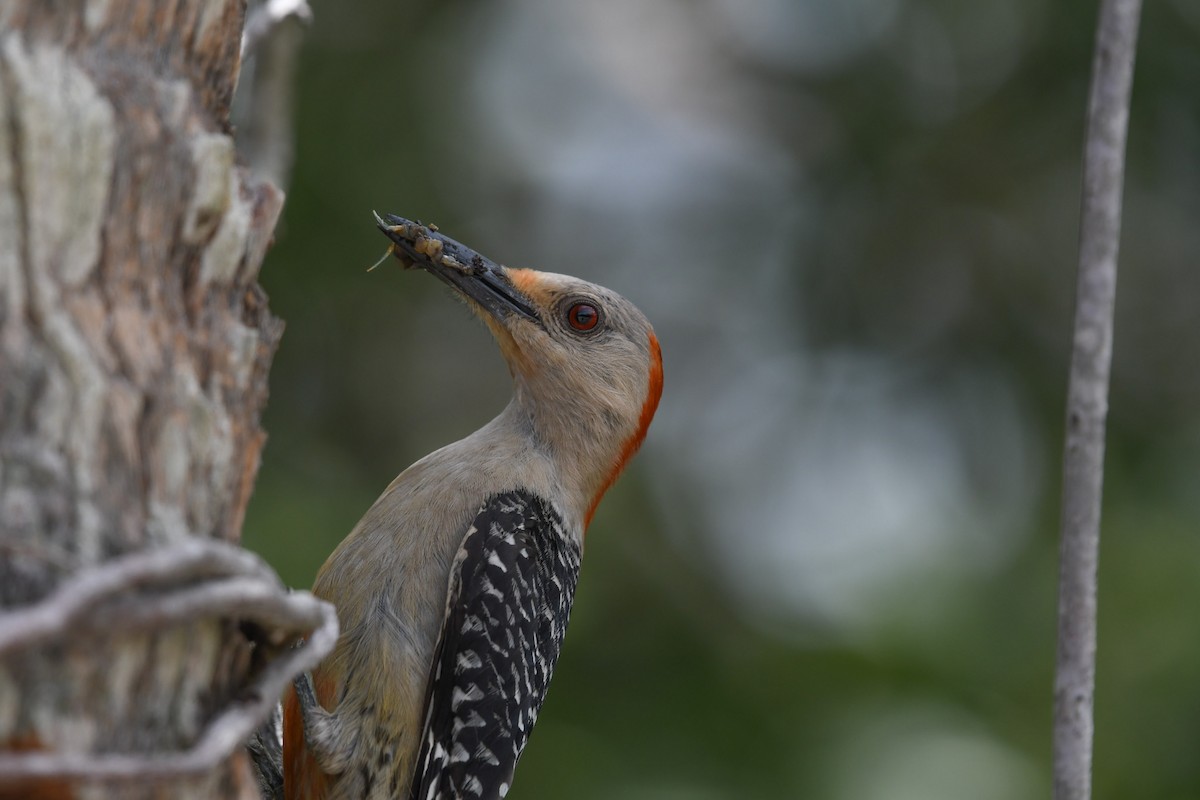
281 215 663 799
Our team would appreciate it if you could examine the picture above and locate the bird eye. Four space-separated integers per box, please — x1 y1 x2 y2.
566 302 601 332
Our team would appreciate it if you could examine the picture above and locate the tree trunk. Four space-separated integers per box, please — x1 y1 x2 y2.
0 1 286 797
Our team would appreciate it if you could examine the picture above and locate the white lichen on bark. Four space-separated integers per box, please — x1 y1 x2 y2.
5 38 115 287
2 38 116 563
185 133 236 246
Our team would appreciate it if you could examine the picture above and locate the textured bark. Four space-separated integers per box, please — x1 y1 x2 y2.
0 1 284 798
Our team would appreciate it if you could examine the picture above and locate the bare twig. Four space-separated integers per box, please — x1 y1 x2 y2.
1053 0 1143 798
92 576 328 644
0 540 338 784
237 0 313 192
0 540 279 655
241 0 313 60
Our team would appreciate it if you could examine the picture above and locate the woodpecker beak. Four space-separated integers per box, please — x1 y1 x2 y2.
374 212 540 325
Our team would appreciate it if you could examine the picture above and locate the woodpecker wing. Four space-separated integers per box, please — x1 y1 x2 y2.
409 490 582 800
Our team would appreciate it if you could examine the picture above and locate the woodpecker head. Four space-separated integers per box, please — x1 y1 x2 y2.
375 213 663 526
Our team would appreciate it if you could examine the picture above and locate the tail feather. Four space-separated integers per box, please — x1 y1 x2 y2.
247 703 284 800
282 668 338 800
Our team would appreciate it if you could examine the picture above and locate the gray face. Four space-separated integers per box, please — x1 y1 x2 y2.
501 269 658 414
496 269 662 514
376 214 663 512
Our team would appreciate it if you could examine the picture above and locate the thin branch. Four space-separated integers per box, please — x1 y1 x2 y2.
0 540 280 656
241 0 313 61
1053 1 1143 799
0 540 338 784
94 577 325 644
237 0 313 192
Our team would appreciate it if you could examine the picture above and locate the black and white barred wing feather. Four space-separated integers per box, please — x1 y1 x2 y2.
409 490 582 800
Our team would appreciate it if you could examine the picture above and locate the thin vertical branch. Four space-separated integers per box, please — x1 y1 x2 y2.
1054 0 1143 798
236 0 313 193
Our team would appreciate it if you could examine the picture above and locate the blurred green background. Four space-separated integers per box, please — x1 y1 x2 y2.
239 0 1200 797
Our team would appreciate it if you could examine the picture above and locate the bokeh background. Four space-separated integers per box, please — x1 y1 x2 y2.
239 1 1200 797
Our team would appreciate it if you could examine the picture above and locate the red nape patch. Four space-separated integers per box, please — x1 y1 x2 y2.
283 666 338 800
586 332 663 528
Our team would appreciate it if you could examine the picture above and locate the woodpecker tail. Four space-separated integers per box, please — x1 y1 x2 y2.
247 703 284 800
282 668 337 800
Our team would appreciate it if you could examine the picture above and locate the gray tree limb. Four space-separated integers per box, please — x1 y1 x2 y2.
0 541 337 783
1053 0 1143 798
